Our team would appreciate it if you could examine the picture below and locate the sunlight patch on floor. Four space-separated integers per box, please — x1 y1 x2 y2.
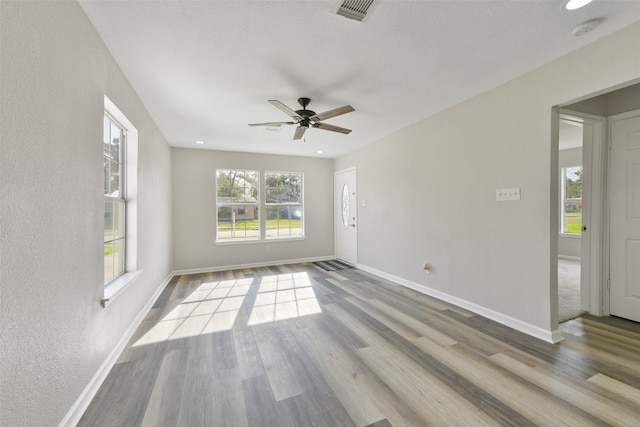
248 272 322 326
133 278 252 346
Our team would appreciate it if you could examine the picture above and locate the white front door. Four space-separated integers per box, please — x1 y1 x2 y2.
609 111 640 322
335 167 357 265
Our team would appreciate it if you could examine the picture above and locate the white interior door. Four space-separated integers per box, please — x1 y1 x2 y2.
609 111 640 322
335 167 357 265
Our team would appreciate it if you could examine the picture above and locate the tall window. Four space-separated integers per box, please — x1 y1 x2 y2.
561 166 582 234
104 114 126 284
265 172 303 239
216 170 260 241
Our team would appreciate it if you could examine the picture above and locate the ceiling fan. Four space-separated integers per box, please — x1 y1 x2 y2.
249 97 355 140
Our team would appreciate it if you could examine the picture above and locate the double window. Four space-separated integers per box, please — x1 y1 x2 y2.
561 166 583 234
216 169 304 242
103 114 126 283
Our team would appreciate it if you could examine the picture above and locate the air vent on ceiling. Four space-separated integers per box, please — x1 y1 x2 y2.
337 0 375 22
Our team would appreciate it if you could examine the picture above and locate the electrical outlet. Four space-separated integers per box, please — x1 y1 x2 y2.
496 187 521 202
423 263 431 274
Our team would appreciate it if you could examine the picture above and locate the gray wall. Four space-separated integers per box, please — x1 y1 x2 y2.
172 148 334 271
335 21 640 336
1 2 173 426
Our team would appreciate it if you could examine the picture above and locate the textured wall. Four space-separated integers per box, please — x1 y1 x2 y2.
0 2 173 425
172 148 334 271
335 21 640 335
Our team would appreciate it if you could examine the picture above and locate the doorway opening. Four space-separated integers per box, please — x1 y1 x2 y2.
558 118 585 322
555 80 640 326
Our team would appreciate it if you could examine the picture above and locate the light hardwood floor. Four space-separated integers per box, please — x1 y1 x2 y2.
79 263 640 426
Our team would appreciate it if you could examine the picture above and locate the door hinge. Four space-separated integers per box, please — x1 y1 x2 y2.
606 279 611 290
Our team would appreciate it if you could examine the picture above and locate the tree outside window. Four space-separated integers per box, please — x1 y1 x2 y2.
216 170 259 241
265 172 303 239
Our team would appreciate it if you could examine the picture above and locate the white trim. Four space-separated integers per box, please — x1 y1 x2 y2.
104 96 139 282
264 170 305 241
560 109 609 123
215 236 306 246
558 255 581 261
559 232 581 239
357 263 564 344
59 273 174 427
101 269 142 307
172 255 335 276
560 109 607 316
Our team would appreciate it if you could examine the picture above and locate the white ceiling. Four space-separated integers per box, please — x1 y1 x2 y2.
78 0 640 158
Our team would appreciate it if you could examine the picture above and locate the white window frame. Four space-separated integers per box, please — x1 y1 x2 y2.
102 96 139 307
215 169 305 244
215 169 260 242
560 165 583 235
104 112 127 284
265 171 304 240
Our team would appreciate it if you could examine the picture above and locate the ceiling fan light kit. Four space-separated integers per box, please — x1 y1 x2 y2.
249 97 355 141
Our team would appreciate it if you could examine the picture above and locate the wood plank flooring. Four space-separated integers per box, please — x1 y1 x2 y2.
79 263 640 426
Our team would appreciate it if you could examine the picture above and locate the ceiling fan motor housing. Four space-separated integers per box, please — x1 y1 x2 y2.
296 109 316 118
298 97 311 108
296 98 315 118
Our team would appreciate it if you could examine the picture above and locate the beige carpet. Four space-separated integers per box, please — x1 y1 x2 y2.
558 258 585 322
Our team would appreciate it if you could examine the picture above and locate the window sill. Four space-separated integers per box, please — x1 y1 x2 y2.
102 270 142 307
559 233 581 238
216 236 306 246
266 236 306 243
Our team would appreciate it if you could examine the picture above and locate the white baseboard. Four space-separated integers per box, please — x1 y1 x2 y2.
59 273 174 427
357 264 563 344
172 255 335 276
550 328 565 343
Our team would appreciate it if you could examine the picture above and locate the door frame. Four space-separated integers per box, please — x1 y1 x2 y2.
334 166 357 265
560 109 607 316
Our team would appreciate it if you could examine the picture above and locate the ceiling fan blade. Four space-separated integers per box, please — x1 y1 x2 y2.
248 121 295 127
310 105 354 122
269 100 303 121
293 126 307 140
313 122 352 134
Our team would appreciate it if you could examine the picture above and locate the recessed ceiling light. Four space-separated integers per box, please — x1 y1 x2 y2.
195 140 204 145
564 0 593 11
317 150 324 154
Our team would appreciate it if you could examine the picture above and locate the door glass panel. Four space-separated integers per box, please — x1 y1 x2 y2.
341 184 349 228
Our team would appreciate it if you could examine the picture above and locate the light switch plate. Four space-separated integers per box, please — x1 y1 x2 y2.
496 187 521 201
